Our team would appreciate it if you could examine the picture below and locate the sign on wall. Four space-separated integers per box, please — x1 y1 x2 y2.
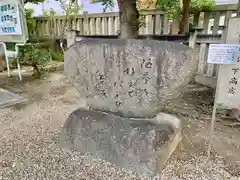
0 0 28 43
207 44 239 64
0 1 23 35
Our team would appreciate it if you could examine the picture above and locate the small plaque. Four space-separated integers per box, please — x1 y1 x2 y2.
207 44 239 64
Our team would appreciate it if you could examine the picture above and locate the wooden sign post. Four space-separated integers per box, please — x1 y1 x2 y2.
207 17 240 157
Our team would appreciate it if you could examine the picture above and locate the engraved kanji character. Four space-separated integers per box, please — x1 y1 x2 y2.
128 80 133 87
232 68 240 75
229 77 238 85
114 93 119 98
141 59 145 68
128 90 134 97
100 90 107 98
145 61 152 68
116 101 122 107
228 87 236 95
124 68 135 76
144 89 148 96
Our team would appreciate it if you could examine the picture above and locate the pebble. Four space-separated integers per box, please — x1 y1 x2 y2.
0 74 239 180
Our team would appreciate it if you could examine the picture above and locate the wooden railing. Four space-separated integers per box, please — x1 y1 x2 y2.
191 3 238 87
33 3 239 87
33 10 169 39
32 4 238 39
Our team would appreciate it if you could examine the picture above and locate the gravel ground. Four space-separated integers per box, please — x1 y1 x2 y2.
0 73 239 180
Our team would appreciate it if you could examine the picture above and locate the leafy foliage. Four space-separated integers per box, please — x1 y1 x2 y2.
59 0 83 15
191 0 215 12
156 0 181 18
24 0 45 4
57 0 83 51
25 9 36 36
18 44 51 77
91 0 115 12
156 0 215 17
51 50 64 61
6 43 16 51
156 0 215 33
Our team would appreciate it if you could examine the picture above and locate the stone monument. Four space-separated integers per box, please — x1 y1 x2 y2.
60 38 198 178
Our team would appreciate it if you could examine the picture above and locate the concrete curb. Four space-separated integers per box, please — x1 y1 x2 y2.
0 88 27 109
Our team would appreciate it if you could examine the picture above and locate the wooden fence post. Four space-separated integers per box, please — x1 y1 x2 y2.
155 14 161 34
83 11 89 35
212 12 220 34
189 28 202 49
163 14 169 34
171 17 180 34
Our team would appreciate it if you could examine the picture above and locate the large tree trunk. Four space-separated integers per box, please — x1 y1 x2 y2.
193 11 200 27
179 0 191 34
117 0 139 39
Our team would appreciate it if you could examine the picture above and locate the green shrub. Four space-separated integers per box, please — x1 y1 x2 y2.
18 44 51 77
51 50 64 61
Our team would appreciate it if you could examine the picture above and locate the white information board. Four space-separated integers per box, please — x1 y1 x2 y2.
207 44 239 64
216 56 240 109
0 0 28 43
207 17 240 157
215 17 240 109
0 1 23 35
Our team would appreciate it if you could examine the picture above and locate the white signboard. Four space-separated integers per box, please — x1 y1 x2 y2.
216 60 240 109
207 17 240 156
207 44 239 64
0 0 23 35
215 17 240 109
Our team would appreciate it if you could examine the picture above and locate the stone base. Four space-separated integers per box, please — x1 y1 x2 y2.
0 88 27 109
59 109 182 178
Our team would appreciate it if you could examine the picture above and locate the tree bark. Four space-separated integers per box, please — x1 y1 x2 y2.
117 0 139 39
179 0 191 34
32 63 41 77
193 11 200 27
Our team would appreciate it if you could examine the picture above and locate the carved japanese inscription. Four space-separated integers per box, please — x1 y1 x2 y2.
65 39 197 117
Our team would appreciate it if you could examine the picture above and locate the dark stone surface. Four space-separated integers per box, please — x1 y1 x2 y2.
60 108 181 178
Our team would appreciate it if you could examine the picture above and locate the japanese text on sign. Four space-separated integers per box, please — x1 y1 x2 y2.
216 46 240 108
228 68 239 95
207 44 239 64
0 0 23 35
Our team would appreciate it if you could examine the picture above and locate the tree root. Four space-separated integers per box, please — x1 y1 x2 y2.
218 120 240 127
202 116 240 127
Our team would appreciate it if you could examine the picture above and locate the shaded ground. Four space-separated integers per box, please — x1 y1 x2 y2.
0 68 240 179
